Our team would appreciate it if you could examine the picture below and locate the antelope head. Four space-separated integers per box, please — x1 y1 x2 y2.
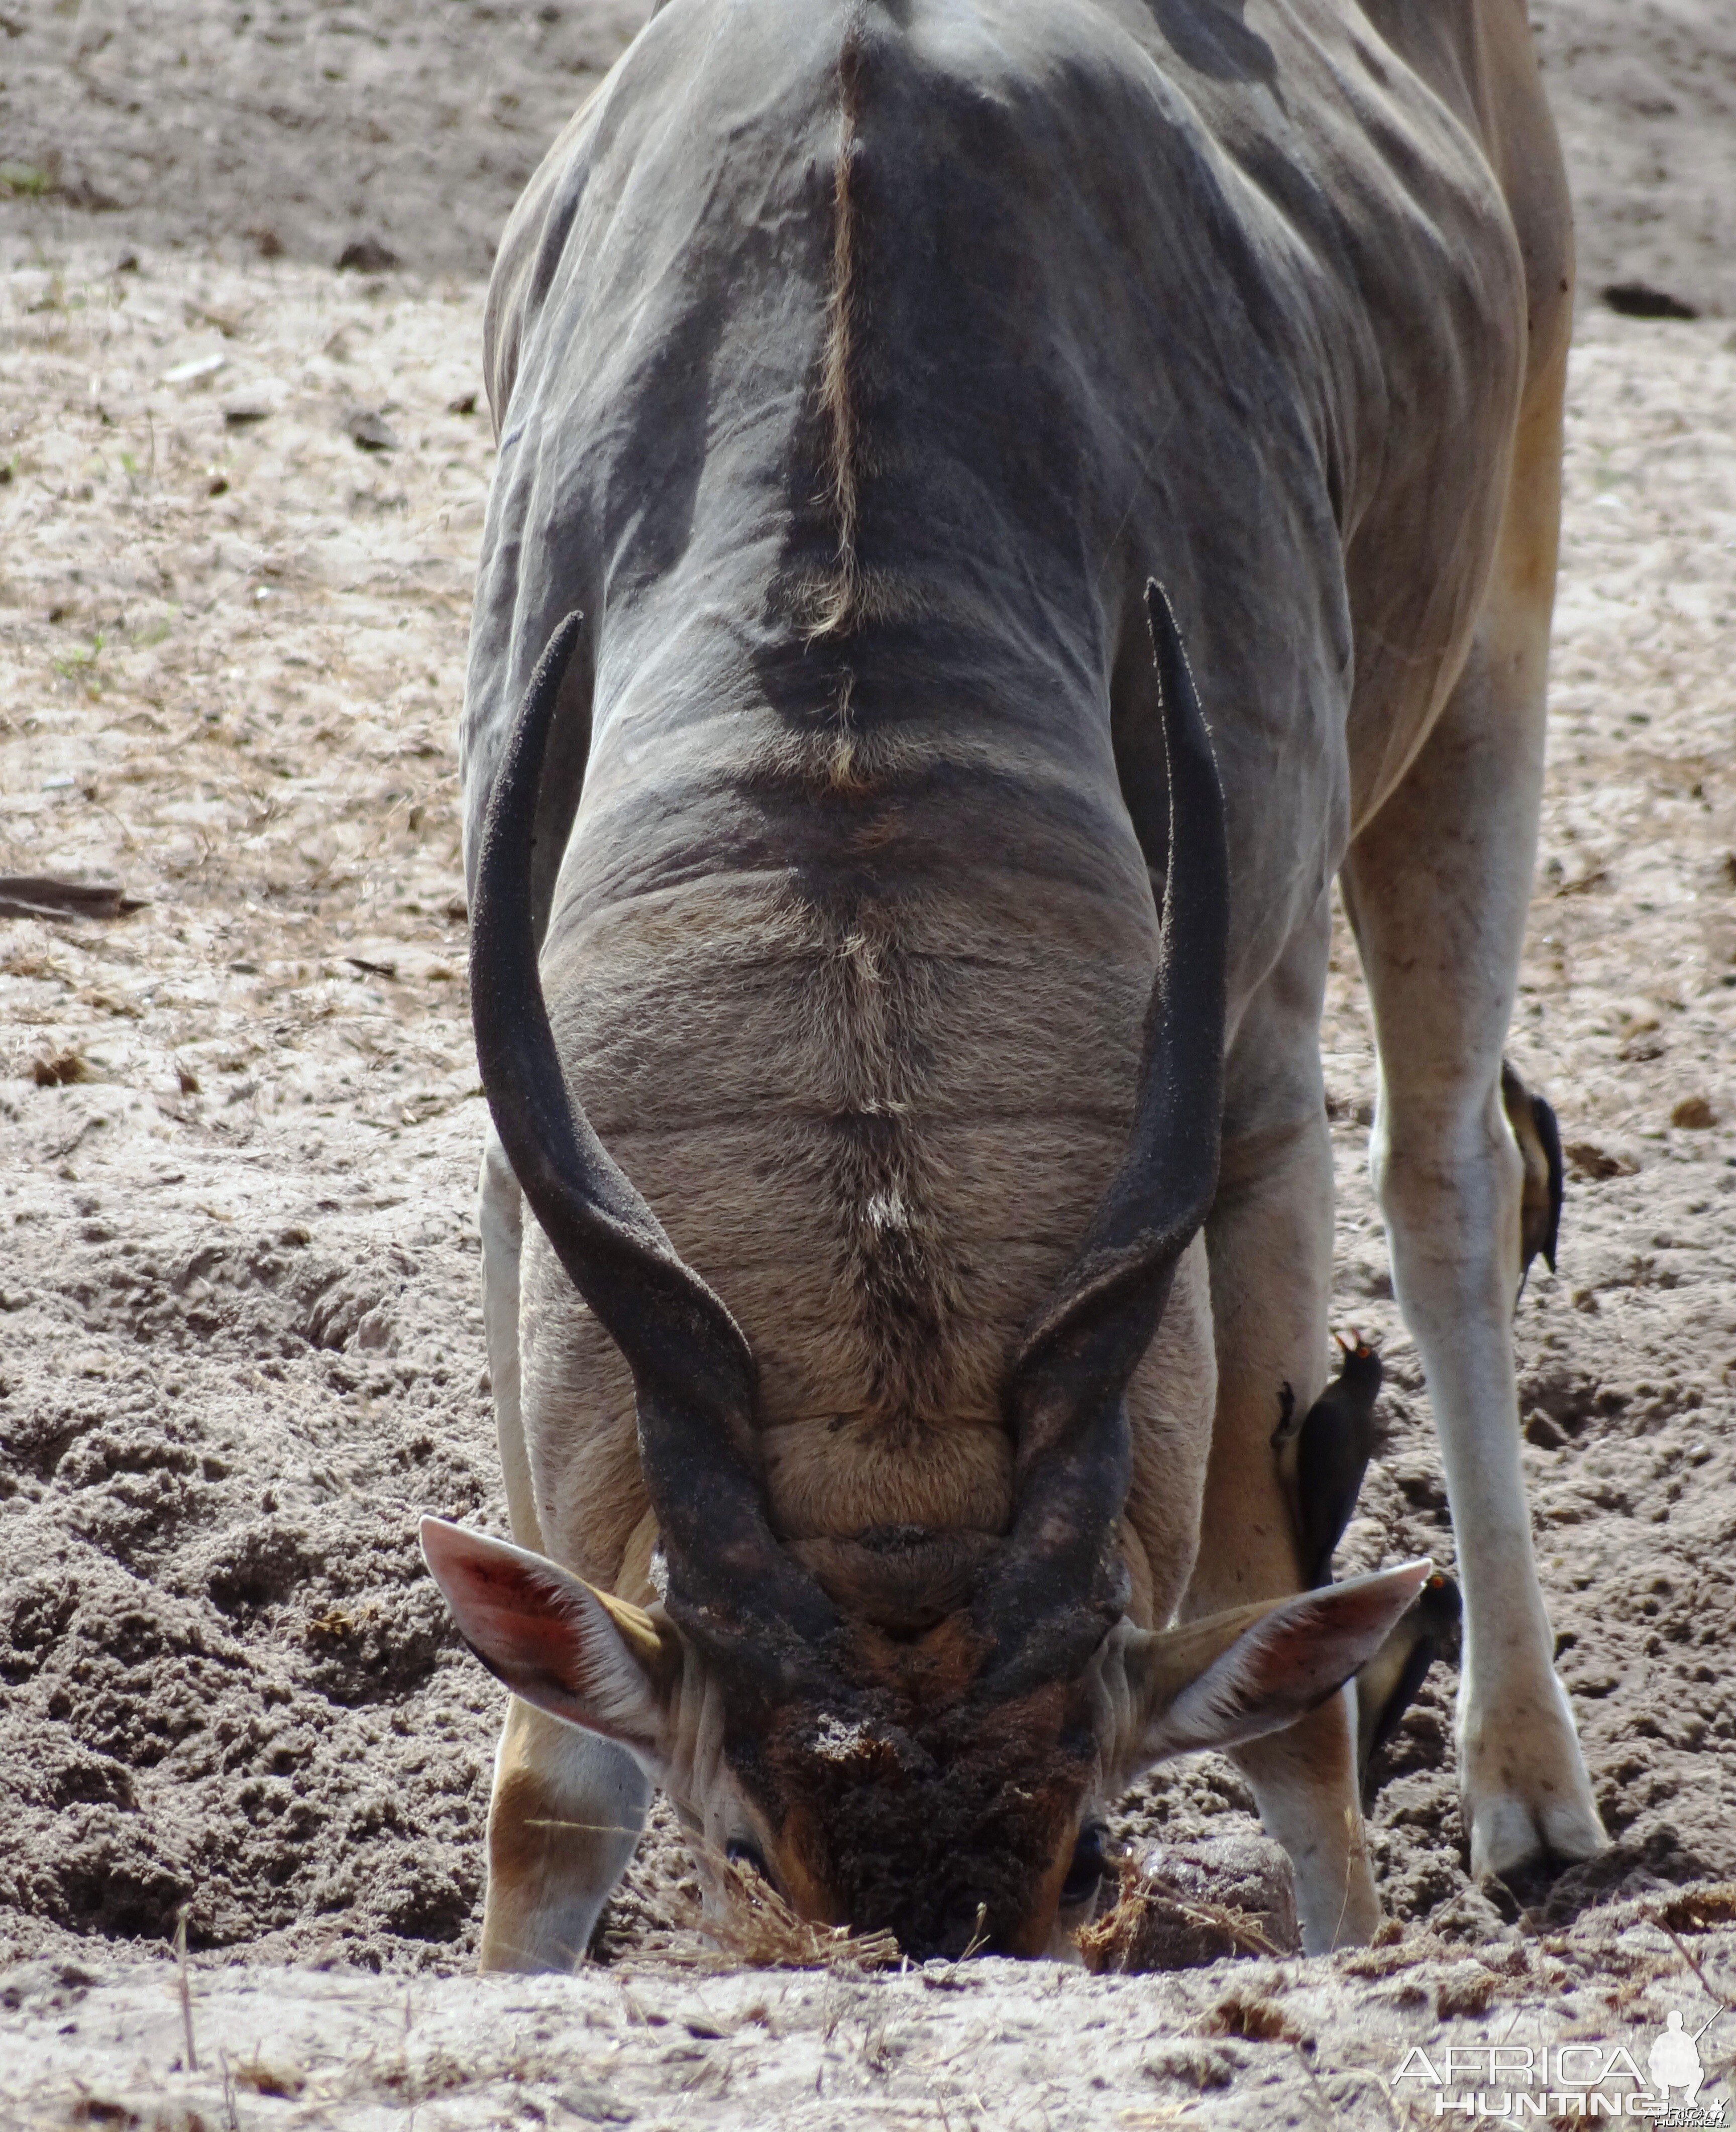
422 593 1428 1958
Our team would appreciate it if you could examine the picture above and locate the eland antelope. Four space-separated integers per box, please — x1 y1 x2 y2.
422 0 1605 1967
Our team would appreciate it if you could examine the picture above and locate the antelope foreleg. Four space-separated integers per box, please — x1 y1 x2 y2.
1187 919 1380 1951
1341 392 1605 1882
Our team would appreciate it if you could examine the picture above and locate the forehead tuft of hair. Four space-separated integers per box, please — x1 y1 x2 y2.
756 1666 1095 1958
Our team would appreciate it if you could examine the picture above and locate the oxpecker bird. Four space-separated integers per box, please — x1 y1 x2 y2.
1273 1334 1384 1590
1355 1569 1462 1797
1501 1061 1564 1301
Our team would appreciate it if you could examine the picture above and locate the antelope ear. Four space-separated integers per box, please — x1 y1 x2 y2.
1125 1561 1432 1768
419 1516 678 1763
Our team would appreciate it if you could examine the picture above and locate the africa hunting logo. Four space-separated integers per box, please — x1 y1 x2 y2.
1393 2009 1724 2123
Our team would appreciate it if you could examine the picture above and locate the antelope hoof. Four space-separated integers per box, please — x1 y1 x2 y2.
1469 1791 1606 1889
1461 1685 1606 1884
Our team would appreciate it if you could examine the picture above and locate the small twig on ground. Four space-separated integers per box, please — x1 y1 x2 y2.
44 1114 99 1163
1486 1871 1546 1939
521 1818 646 1837
1173 1895 1286 1960
173 1904 198 2073
1332 1804 1363 1953
0 874 144 920
1290 2037 1342 2130
1654 1911 1736 2023
1371 2070 1411 2131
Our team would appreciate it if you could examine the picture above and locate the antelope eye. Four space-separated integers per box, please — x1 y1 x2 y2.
725 1838 769 1879
1061 1823 1113 1907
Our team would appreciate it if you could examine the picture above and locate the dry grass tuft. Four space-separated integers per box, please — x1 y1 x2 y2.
231 2057 307 2098
1201 1986 1308 2044
0 945 66 980
1655 1883 1736 1933
30 1046 88 1086
1078 1855 1284 1974
632 1843 900 1974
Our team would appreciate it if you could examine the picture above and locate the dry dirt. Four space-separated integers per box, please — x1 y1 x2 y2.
1 1 1734 2126
3 1894 1735 2131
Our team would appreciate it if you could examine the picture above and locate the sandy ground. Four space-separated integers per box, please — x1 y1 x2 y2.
1 1 1732 314
0 0 652 282
1 0 1734 2125
3 1893 1734 2130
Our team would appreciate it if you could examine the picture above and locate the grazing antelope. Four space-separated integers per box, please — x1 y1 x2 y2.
423 0 1604 1968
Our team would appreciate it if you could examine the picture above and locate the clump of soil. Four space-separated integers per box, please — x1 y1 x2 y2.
1079 1834 1299 1972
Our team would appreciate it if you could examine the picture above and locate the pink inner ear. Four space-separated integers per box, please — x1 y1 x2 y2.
1234 1561 1433 1709
1156 1560 1432 1756
418 1516 664 1752
1235 1605 1373 1707
420 1516 591 1697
